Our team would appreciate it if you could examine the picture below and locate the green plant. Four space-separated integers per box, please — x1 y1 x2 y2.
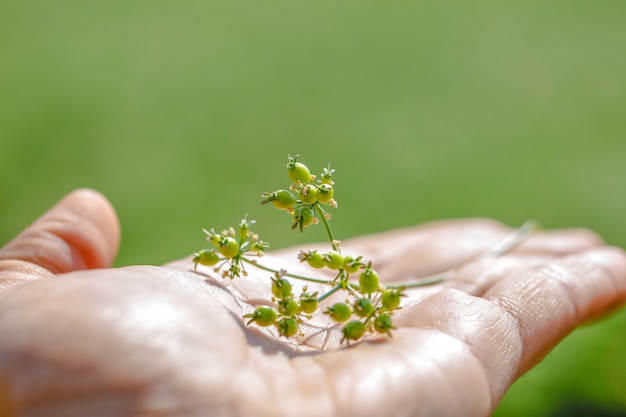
193 154 537 346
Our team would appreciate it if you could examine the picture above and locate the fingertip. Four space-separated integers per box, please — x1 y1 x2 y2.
585 245 626 279
483 244 626 376
513 227 607 256
584 245 626 306
57 188 121 267
0 188 121 289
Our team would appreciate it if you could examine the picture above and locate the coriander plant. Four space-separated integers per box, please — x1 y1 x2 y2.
193 154 536 347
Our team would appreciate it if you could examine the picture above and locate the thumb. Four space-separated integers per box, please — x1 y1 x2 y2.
0 189 120 293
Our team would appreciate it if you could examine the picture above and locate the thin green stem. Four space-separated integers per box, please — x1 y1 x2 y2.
238 221 536 295
315 204 339 252
241 257 332 285
387 220 539 290
318 285 343 302
345 284 362 300
388 272 452 289
485 220 538 256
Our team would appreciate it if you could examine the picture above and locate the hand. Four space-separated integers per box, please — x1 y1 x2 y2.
1 189 625 417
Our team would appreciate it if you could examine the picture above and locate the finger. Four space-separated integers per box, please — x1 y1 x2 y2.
485 246 626 376
0 189 120 292
393 245 626 412
505 227 605 256
443 227 606 296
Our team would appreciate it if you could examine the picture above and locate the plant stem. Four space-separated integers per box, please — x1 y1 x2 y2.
237 220 536 292
485 220 538 256
389 272 452 289
241 257 332 285
387 220 539 290
345 284 362 299
318 285 343 302
315 204 339 252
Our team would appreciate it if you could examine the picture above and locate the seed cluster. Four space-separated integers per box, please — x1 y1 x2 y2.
261 154 338 232
194 156 538 346
195 154 404 346
296 249 404 343
192 216 268 279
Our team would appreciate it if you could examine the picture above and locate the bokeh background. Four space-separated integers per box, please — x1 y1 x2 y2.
1 1 625 415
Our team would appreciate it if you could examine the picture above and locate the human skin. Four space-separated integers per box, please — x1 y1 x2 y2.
0 189 625 417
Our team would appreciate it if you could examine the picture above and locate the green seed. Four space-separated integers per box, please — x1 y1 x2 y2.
278 298 299 317
287 155 312 184
292 206 316 231
317 183 334 203
302 251 325 269
342 320 366 342
299 292 319 314
192 249 220 268
359 268 379 294
204 230 221 245
353 298 375 317
246 306 277 327
261 190 297 210
325 302 352 322
381 289 402 311
324 251 344 270
300 184 319 204
374 313 394 335
271 277 292 300
321 164 335 184
276 317 299 337
238 218 251 240
251 241 268 252
218 237 240 259
342 255 362 274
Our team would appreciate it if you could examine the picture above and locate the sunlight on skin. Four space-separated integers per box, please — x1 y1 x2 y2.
0 189 625 417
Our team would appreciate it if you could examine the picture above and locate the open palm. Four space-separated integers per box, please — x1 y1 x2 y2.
1 189 625 417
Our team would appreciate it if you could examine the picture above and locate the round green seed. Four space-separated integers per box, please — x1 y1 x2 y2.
278 298 299 317
381 289 402 311
353 298 375 318
317 183 334 203
299 292 319 314
325 302 352 322
218 237 240 259
276 317 299 337
342 320 366 342
359 268 379 294
271 278 292 300
287 155 312 184
192 249 220 267
246 306 278 327
324 251 344 270
374 313 394 335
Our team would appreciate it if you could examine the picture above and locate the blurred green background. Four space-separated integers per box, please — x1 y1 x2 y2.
1 0 625 415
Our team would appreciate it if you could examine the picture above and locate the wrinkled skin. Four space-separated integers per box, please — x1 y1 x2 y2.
0 189 625 417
